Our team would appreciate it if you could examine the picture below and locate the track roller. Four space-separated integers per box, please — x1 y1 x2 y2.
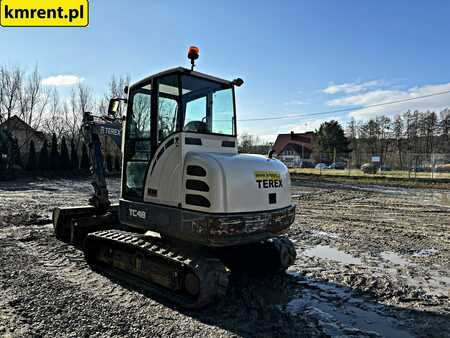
84 230 229 308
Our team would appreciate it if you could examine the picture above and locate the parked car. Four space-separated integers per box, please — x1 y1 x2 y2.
380 164 392 171
315 163 328 169
435 164 450 173
299 160 315 168
328 162 346 170
361 163 377 174
410 165 425 172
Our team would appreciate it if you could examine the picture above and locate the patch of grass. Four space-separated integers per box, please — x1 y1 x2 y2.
290 168 450 179
289 169 450 190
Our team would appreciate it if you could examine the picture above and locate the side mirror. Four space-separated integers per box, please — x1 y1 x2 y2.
108 98 121 117
232 78 244 87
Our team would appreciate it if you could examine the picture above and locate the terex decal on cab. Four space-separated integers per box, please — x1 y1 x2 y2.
254 170 283 189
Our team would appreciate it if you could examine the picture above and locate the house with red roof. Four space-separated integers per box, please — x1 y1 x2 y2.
272 131 314 167
0 116 47 158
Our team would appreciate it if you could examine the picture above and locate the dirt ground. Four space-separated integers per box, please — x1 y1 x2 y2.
0 177 449 337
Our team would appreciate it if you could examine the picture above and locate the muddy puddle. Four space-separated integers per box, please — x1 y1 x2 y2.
298 242 449 298
284 275 414 338
302 245 362 265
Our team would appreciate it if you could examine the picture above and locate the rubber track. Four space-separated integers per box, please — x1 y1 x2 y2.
269 236 297 271
84 230 229 309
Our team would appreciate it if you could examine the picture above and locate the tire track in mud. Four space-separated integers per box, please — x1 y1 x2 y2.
295 187 450 254
16 230 142 303
0 232 235 337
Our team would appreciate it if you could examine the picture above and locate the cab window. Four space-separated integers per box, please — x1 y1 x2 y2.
158 74 179 144
123 88 152 198
181 75 235 136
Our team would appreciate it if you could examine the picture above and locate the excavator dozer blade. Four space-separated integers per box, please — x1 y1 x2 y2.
53 204 119 246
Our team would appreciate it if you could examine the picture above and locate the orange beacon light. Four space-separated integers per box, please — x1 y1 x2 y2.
188 46 199 70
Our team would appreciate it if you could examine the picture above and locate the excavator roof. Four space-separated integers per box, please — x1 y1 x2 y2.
130 67 232 90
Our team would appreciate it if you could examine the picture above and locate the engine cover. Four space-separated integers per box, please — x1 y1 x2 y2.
183 152 292 213
143 133 293 214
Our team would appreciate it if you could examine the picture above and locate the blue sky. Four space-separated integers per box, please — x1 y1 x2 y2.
1 0 450 141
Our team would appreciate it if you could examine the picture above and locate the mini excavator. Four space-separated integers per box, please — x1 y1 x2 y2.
53 47 297 308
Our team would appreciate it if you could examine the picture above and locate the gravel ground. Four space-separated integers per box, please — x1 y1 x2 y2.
0 177 449 337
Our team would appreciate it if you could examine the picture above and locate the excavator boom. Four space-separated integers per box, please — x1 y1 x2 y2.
81 111 122 211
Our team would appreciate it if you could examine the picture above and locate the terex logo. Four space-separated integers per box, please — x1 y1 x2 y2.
100 126 120 136
254 170 283 189
256 179 283 189
129 208 146 220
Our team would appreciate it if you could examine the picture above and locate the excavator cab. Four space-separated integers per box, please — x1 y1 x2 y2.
122 68 239 202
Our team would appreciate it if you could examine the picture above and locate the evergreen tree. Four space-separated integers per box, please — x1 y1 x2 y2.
314 120 351 163
80 143 90 170
50 133 60 171
70 140 79 170
26 140 37 171
38 140 49 171
12 138 22 168
60 136 70 170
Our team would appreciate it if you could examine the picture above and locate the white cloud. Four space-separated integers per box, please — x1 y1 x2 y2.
284 99 306 105
256 133 280 143
281 116 341 134
41 75 84 86
326 82 450 119
323 80 381 94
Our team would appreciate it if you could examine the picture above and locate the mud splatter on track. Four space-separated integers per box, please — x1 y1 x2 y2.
0 177 448 337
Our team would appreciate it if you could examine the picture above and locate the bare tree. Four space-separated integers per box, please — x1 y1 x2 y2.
346 117 361 167
440 109 450 153
99 74 130 116
42 88 66 138
18 65 49 130
423 111 437 158
393 114 404 168
376 115 392 166
77 83 93 114
238 133 263 153
0 66 23 122
63 88 82 144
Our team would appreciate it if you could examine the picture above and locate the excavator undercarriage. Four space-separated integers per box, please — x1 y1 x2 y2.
54 208 296 308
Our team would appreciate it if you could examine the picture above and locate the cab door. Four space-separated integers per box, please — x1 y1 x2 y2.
122 82 155 201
